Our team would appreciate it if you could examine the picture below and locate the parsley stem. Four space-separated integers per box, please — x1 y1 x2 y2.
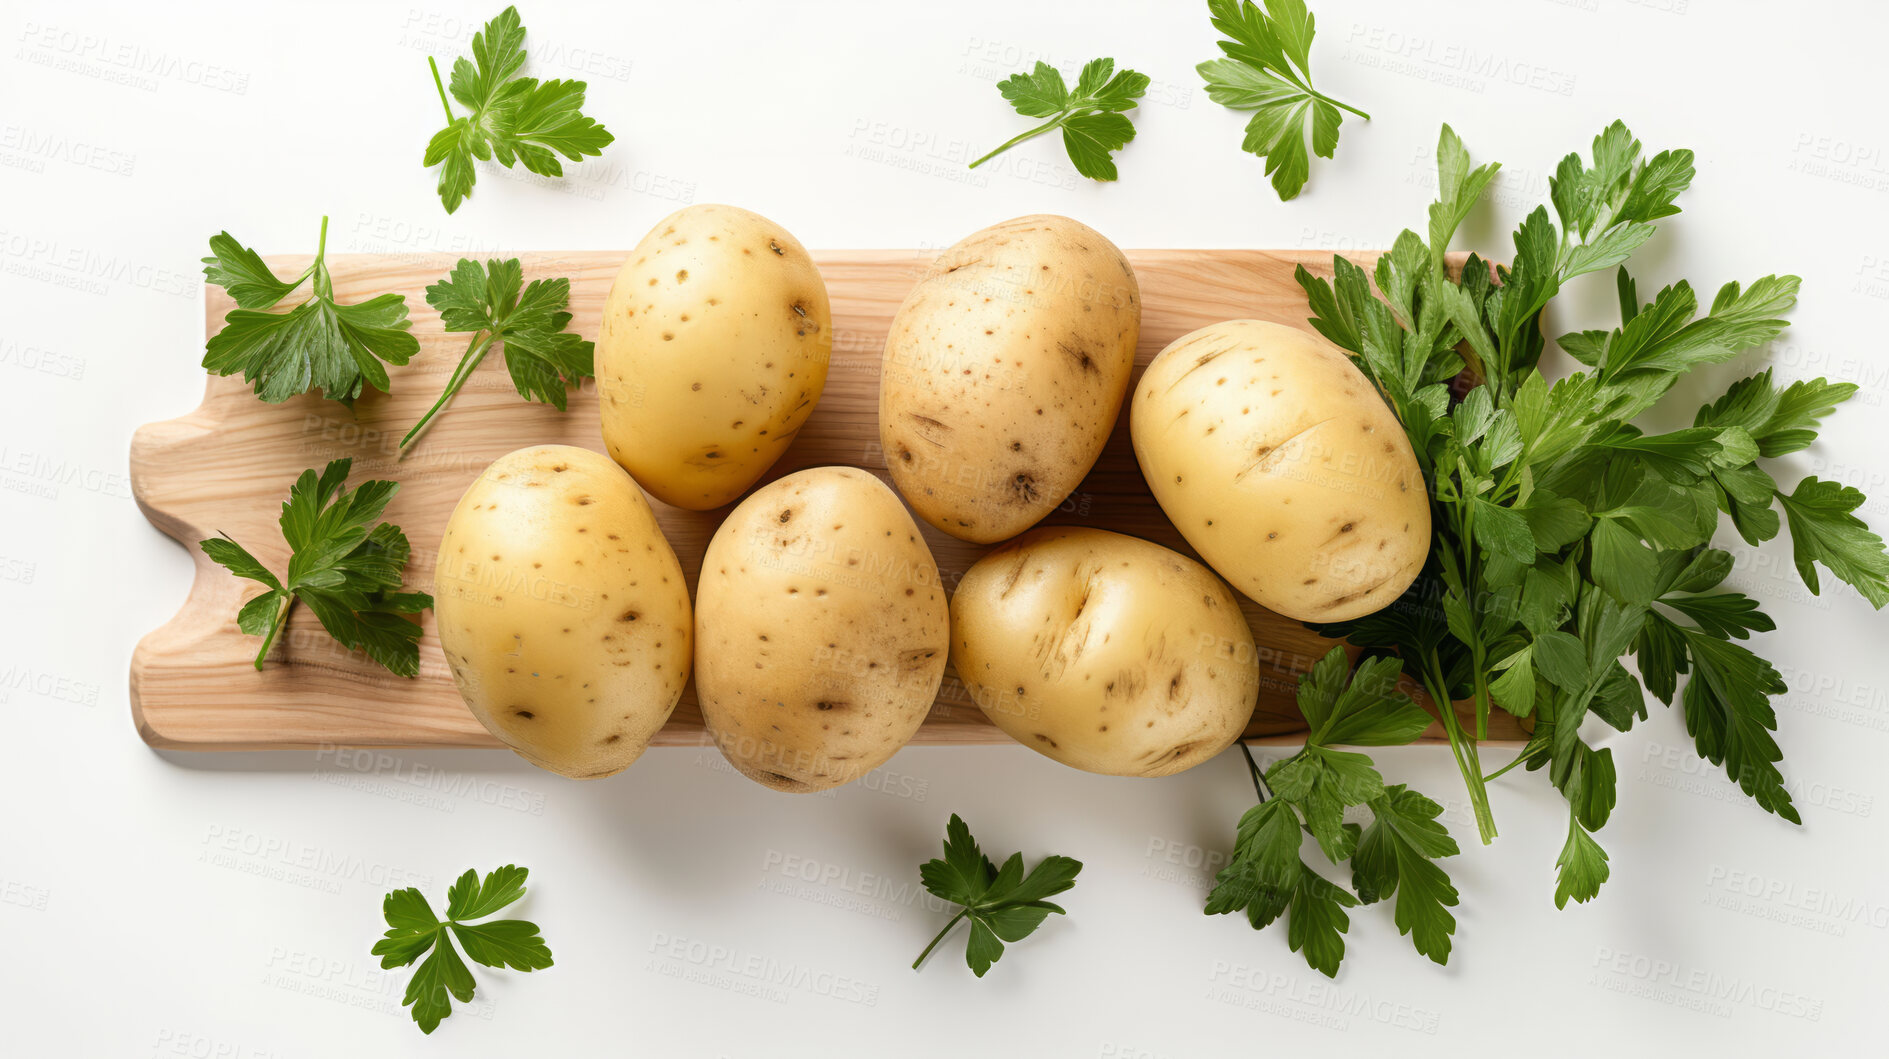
969 115 1067 170
1237 740 1272 803
1421 652 1497 843
428 57 455 123
912 908 970 970
401 331 498 457
253 595 293 670
311 215 333 301
1314 91 1370 121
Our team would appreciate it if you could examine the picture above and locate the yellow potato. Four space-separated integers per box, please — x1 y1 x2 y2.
694 467 948 792
597 204 832 510
951 527 1258 776
1130 320 1430 621
434 445 691 778
879 214 1140 543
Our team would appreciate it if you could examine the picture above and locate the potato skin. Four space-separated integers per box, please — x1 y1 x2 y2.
695 467 948 792
879 214 1140 544
434 445 691 778
952 528 1258 777
1130 320 1430 622
598 204 832 510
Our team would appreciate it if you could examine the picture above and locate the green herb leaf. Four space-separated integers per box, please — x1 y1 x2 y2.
1351 785 1460 963
200 459 432 676
401 258 595 453
1554 813 1610 909
972 58 1148 181
201 219 418 404
424 6 614 213
1198 0 1367 200
915 815 1080 977
1778 477 1889 608
372 865 551 1035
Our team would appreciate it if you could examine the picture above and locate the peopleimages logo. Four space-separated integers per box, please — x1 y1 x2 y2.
1590 947 1825 1021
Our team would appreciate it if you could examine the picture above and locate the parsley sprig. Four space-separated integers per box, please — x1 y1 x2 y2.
424 6 615 213
1197 0 1367 200
914 815 1082 977
1206 648 1457 976
970 58 1149 182
373 865 553 1035
1294 121 1889 909
201 217 419 404
401 258 595 455
200 459 432 676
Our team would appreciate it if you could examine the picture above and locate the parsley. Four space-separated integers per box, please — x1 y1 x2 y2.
200 459 432 676
201 217 418 404
1197 0 1367 200
969 58 1148 181
914 815 1082 977
373 865 552 1035
1293 120 1889 911
423 6 615 214
401 258 595 454
1206 648 1456 976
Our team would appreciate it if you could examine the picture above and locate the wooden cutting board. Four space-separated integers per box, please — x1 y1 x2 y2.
131 247 1520 752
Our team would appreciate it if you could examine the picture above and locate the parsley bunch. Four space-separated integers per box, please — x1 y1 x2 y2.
1197 0 1367 200
201 217 419 404
1207 648 1457 976
401 257 595 455
914 815 1082 977
1294 122 1889 910
373 865 553 1035
971 58 1149 181
424 6 615 213
201 459 432 676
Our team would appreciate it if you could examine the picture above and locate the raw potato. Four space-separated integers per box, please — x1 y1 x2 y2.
695 467 948 792
879 214 1140 543
435 445 691 778
951 527 1258 777
1131 320 1430 622
597 203 832 510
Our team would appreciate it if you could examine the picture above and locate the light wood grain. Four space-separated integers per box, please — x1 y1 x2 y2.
131 248 1522 752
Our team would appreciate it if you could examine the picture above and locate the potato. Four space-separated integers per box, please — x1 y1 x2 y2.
1130 320 1430 622
951 527 1257 777
879 214 1139 543
597 204 832 510
434 445 691 778
694 467 948 792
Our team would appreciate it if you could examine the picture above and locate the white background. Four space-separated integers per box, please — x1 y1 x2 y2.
5 0 1887 1055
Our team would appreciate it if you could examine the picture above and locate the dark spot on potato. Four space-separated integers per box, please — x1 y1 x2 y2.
778 508 794 523
514 709 535 720
1033 733 1060 749
603 734 622 744
619 610 640 623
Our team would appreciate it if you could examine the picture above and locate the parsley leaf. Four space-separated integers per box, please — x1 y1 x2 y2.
1778 477 1889 607
401 258 595 454
1208 650 1454 975
1351 785 1460 963
200 459 432 676
1198 0 1368 200
372 865 552 1035
423 6 615 213
1205 796 1358 977
914 815 1081 977
969 58 1148 181
1554 812 1610 909
201 217 418 404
